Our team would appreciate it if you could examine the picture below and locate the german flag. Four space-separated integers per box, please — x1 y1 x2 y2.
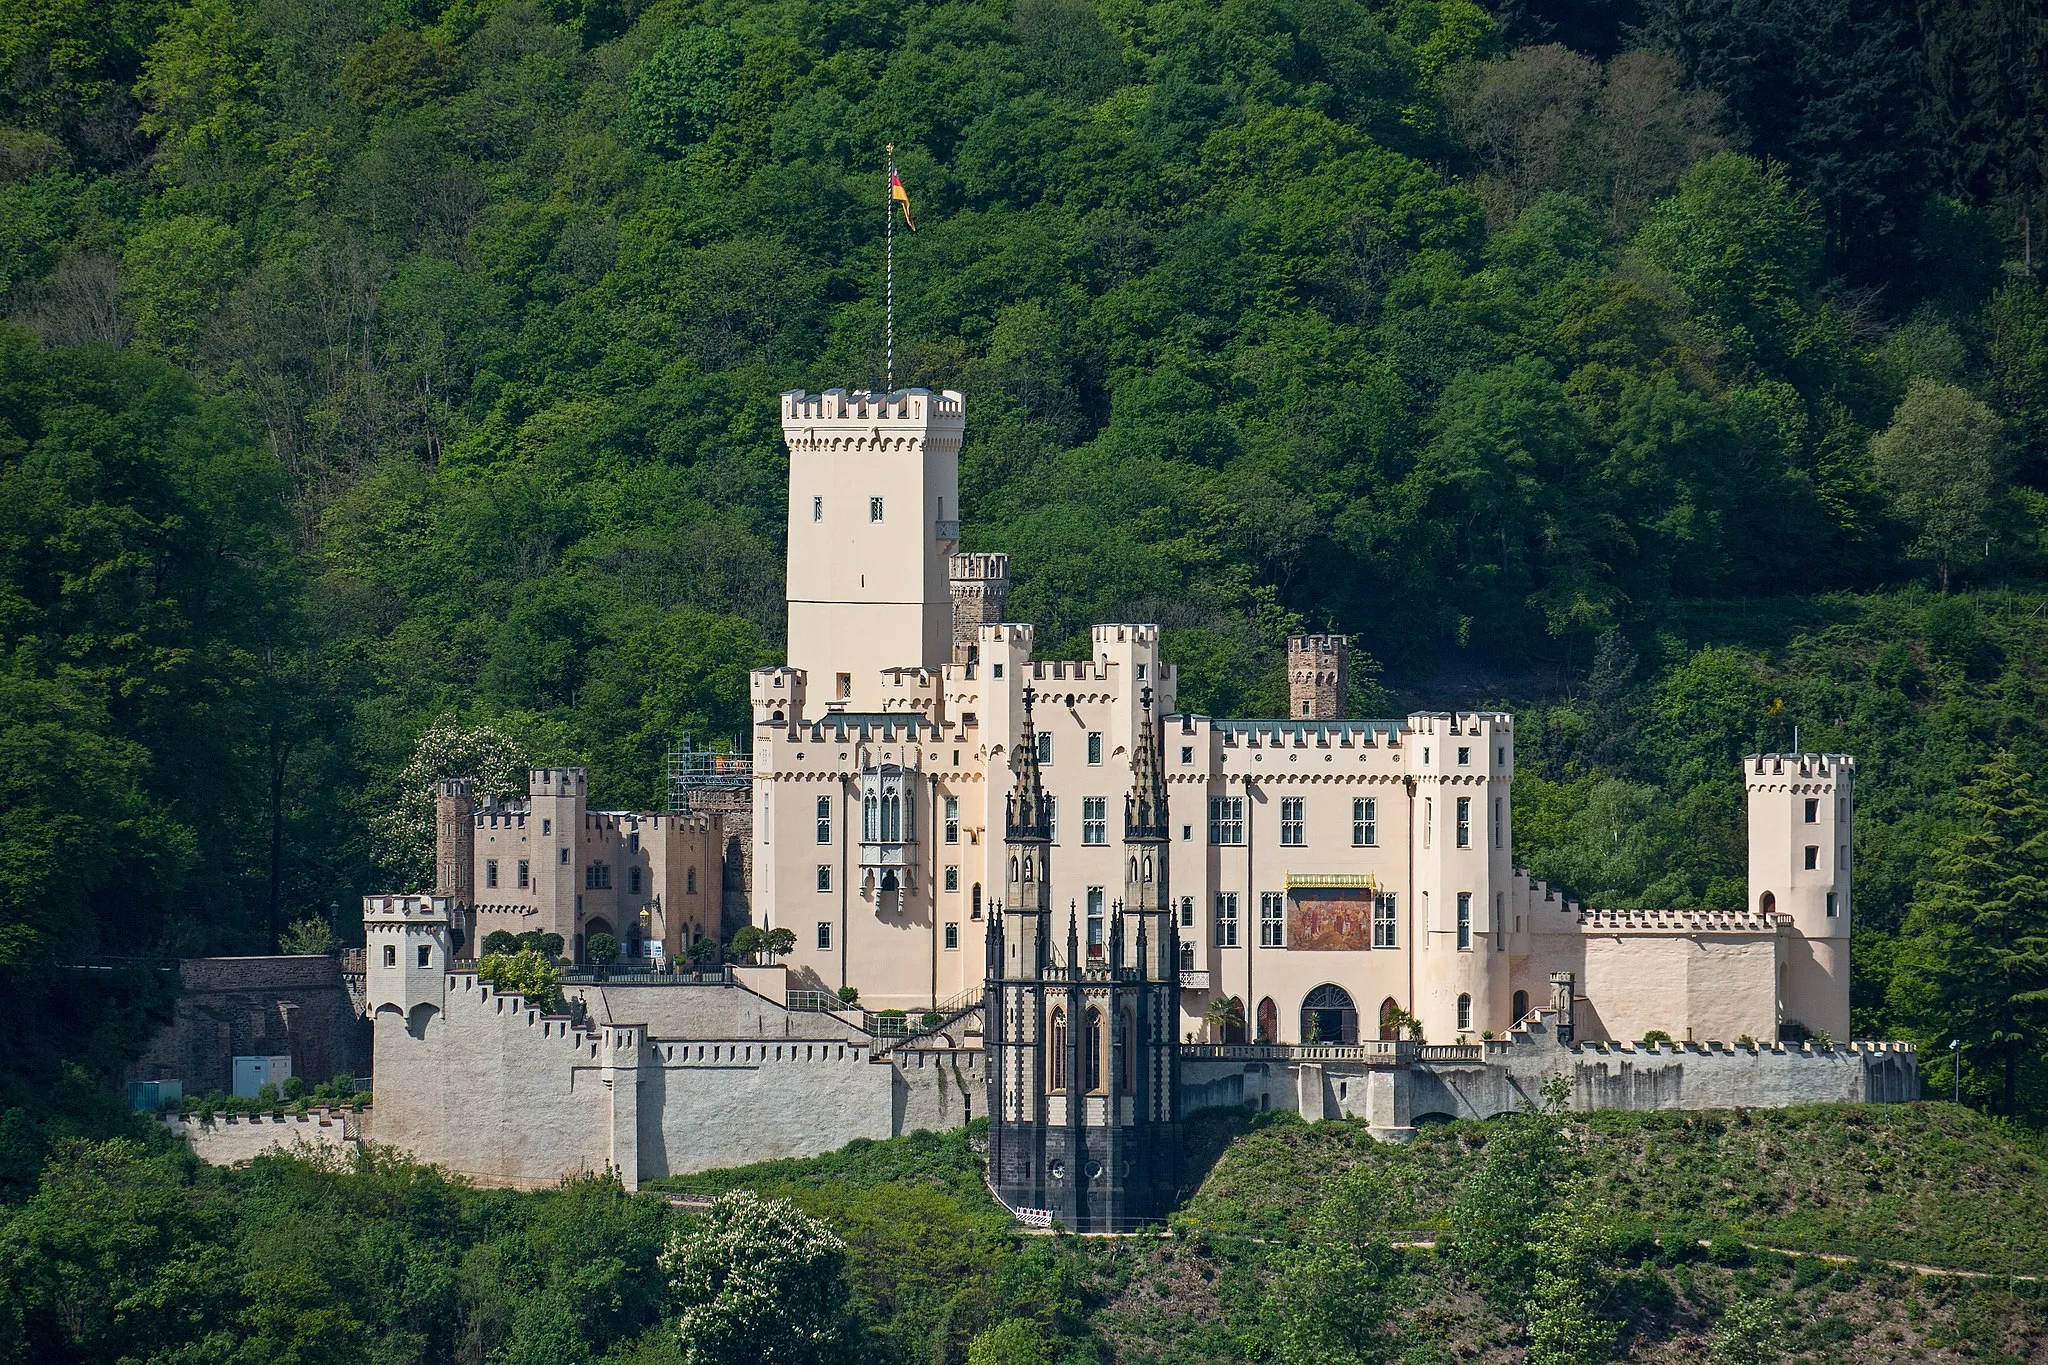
890 166 916 231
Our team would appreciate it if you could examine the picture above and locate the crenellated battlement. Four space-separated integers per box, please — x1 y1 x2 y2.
1745 752 1854 785
781 387 963 424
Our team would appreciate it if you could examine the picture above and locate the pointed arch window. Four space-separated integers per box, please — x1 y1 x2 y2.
1084 1007 1104 1093
1049 1008 1068 1092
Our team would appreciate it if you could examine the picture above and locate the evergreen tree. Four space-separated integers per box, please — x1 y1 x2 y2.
1890 753 2048 1114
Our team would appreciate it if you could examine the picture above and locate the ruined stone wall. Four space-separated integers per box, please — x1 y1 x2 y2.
128 956 369 1097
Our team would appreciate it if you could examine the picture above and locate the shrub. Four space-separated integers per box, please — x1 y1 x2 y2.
587 932 619 966
1641 1030 1675 1048
478 949 564 1011
837 986 860 1006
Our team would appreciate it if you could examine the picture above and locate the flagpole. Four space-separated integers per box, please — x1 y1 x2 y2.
885 142 895 392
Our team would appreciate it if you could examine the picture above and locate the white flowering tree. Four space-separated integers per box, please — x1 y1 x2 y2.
371 714 527 889
661 1190 849 1365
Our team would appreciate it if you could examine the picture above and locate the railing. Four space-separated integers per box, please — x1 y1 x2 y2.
1182 1040 1419 1064
787 990 841 1012
1178 969 1210 991
934 519 961 540
558 965 734 986
1421 1044 1485 1062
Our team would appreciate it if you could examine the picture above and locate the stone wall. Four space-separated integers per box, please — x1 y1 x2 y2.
161 1109 365 1164
893 1045 983 1133
128 956 369 1097
639 1038 892 1177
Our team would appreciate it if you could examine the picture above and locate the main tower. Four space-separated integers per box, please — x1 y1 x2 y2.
780 388 964 709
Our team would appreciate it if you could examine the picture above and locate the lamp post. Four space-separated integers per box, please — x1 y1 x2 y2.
1949 1038 1961 1105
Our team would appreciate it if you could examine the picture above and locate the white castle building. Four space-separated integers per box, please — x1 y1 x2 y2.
748 386 1852 1048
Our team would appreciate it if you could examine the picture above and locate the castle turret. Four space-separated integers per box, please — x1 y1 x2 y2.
781 388 964 708
528 767 588 958
364 894 452 1020
1289 634 1349 720
950 552 1010 664
1746 751 1853 1040
1411 712 1514 1041
435 779 475 905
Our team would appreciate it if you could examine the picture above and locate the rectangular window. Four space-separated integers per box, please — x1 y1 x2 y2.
1082 797 1107 845
542 818 551 835
1260 892 1284 946
816 922 832 951
560 847 570 865
1214 893 1239 947
812 495 823 522
1037 732 1052 765
944 922 960 950
816 796 832 844
1494 797 1503 848
816 864 832 892
1804 845 1819 870
837 672 852 699
1181 746 1194 764
1826 891 1839 917
485 859 499 889
992 663 1003 679
1179 896 1195 928
1353 798 1376 846
1279 798 1305 846
418 944 431 968
1087 887 1104 958
1458 746 1470 765
869 496 884 522
1496 892 1505 950
1456 797 1471 848
1045 795 1058 843
1804 798 1819 823
1373 893 1397 947
517 860 529 888
944 865 959 892
383 944 396 967
628 831 639 854
629 867 642 895
1137 662 1147 680
684 867 694 894
944 796 959 844
1208 796 1244 845
1839 844 1848 869
1424 798 1433 847
1087 732 1102 765
1457 892 1472 949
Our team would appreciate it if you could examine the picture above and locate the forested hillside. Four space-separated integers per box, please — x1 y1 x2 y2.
3 0 2048 1115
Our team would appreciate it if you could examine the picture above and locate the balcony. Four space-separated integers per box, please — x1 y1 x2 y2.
934 519 961 541
1178 968 1211 991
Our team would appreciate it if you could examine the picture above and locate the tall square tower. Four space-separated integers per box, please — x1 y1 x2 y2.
782 388 964 708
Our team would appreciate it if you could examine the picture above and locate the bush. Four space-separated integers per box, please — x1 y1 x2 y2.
837 986 860 1006
478 949 564 1011
1641 1030 1675 1048
587 932 619 965
279 917 335 954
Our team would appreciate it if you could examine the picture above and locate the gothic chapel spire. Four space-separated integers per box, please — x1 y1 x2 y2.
1125 685 1168 840
1008 684 1050 840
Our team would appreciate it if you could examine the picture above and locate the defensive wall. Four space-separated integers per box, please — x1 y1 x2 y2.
126 955 369 1098
160 1108 366 1164
1178 1008 1918 1139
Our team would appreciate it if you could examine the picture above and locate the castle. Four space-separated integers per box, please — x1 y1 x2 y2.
336 382 1905 1229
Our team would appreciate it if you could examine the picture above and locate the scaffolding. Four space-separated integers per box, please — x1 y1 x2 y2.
666 735 753 814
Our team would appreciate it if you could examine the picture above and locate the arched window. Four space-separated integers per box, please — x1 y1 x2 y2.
863 793 879 842
1759 890 1777 915
1119 1007 1135 1092
1379 996 1402 1041
1301 984 1359 1044
1512 989 1529 1021
1456 993 1473 1031
971 883 983 919
1009 856 1019 882
881 788 901 842
685 867 695 894
1256 997 1277 1043
1084 1007 1104 1092
1049 1008 1067 1092
1022 857 1034 883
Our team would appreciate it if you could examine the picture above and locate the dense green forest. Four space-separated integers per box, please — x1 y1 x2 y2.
4 0 2048 1120
3 1106 2043 1363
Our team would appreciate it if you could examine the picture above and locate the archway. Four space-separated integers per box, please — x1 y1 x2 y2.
1759 890 1776 915
1301 984 1358 1045
1256 997 1277 1044
1512 989 1529 1022
1378 996 1402 1041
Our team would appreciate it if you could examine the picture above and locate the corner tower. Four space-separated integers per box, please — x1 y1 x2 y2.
781 388 964 708
1746 752 1853 1040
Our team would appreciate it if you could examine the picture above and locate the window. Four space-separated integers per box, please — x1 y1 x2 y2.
1826 891 1839 917
1804 845 1819 870
1087 732 1102 765
1179 896 1195 928
418 944 432 968
486 859 499 889
1456 797 1471 848
972 883 982 918
816 796 832 844
1840 844 1849 869
1496 892 1505 950
869 496 884 522
992 663 1003 679
1179 942 1195 970
517 860 529 889
1280 798 1304 846
837 673 852 699
1804 798 1819 823
1215 892 1240 946
1137 662 1147 679
1458 746 1470 765
944 796 959 844
560 847 570 865
1353 798 1376 846
1050 1009 1067 1091
816 864 832 892
1082 797 1107 845
629 867 642 895
1037 732 1052 765
1045 796 1058 842
542 819 551 835
1208 796 1244 844
945 865 959 892
1373 893 1397 947
1457 993 1472 1031
812 495 823 522
1087 887 1104 958
944 922 960 950
1260 892 1284 946
1301 700 1311 716
816 922 832 951
684 867 695 894
1181 746 1194 764
1494 797 1503 848
586 861 611 889
1457 891 1472 949
1424 798 1433 847
1182 824 1192 841
383 944 396 967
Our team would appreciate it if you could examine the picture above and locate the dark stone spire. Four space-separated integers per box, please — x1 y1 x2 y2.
1007 684 1051 841
1124 684 1168 840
